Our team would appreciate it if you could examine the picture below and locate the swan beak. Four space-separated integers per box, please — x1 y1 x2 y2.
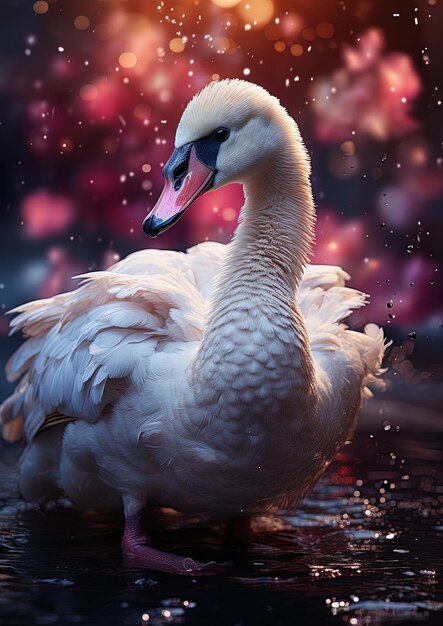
143 145 215 238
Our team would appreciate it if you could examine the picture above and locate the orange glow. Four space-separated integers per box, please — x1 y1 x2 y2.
316 22 335 39
214 37 229 53
74 16 90 31
169 38 185 53
119 52 138 68
59 139 73 152
340 140 356 156
214 37 237 54
410 147 427 164
33 1 48 14
238 0 274 27
290 44 303 57
211 0 241 7
274 41 286 52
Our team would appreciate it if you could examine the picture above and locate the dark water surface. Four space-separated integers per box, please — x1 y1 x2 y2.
1 385 442 626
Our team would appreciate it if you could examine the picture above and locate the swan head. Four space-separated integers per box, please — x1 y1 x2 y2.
143 79 306 238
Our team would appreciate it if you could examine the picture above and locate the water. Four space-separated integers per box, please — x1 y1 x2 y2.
1 386 442 626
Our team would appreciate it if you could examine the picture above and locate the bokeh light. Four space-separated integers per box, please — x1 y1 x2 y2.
0 0 442 388
237 1 274 27
211 0 242 7
33 1 48 15
74 16 90 31
169 38 185 53
118 52 138 68
290 44 303 56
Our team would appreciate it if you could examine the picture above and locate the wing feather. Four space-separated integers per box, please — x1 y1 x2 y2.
1 247 209 442
1 241 385 444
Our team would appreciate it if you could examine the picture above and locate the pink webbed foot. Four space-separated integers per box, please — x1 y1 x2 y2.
122 512 226 576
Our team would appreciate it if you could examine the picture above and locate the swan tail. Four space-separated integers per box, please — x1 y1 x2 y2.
348 323 392 400
300 266 391 400
2 296 67 443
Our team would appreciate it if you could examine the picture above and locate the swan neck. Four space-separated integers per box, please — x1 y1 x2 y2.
192 127 317 418
236 151 315 292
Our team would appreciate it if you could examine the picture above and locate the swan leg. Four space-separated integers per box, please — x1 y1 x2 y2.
122 509 226 576
224 516 252 548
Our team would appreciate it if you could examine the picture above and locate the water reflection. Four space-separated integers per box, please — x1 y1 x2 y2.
0 390 442 626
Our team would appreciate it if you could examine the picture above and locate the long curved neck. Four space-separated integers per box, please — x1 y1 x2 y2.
192 121 317 421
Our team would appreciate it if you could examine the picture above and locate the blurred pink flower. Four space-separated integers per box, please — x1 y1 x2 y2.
311 210 366 266
312 29 421 142
78 79 126 122
21 190 75 238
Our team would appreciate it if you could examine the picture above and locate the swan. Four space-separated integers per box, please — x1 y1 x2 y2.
1 80 388 575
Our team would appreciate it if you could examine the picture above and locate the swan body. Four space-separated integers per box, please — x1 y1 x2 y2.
1 80 388 573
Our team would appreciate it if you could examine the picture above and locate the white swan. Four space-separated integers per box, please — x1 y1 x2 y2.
1 80 388 575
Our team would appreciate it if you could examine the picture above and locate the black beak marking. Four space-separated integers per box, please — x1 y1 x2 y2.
163 144 192 180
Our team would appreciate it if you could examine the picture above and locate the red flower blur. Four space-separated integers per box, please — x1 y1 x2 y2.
21 190 75 239
312 29 422 142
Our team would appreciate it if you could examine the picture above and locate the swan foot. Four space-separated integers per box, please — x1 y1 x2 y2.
122 512 227 576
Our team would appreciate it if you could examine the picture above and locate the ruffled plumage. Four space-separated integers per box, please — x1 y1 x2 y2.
1 242 387 444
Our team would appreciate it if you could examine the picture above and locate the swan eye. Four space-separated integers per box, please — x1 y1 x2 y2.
213 127 230 142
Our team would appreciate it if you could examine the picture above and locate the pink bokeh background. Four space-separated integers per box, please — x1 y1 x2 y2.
0 1 442 383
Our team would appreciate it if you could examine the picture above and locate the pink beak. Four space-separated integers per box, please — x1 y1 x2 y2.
143 145 215 238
